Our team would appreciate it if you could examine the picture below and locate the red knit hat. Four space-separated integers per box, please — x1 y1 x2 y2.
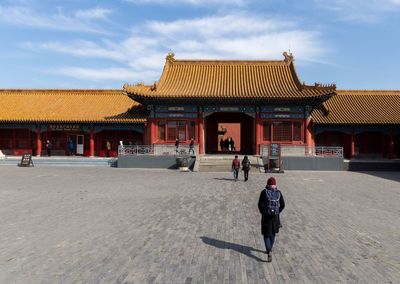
267 177 276 186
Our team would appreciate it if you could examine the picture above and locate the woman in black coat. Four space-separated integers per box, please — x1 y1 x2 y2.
258 177 285 262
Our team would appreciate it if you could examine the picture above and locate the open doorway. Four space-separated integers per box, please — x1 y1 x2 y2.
206 112 254 154
218 123 240 152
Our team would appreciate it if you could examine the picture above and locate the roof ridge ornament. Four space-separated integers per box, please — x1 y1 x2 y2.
166 50 175 64
283 51 294 63
151 81 157 91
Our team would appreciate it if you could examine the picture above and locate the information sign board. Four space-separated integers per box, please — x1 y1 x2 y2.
269 143 281 158
19 153 34 167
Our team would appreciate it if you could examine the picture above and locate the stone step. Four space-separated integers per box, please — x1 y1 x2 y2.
198 155 263 172
0 157 115 167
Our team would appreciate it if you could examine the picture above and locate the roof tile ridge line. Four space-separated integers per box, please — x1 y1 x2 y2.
173 59 285 65
285 61 306 91
180 64 192 97
254 65 265 98
337 89 400 92
0 89 122 92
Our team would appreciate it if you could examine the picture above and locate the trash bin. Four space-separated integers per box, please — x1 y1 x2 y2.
176 156 189 171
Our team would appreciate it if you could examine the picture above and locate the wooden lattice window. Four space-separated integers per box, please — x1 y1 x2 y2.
272 122 292 142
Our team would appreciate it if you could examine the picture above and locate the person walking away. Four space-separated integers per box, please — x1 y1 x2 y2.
241 155 251 181
45 140 52 157
258 177 285 262
189 138 195 155
175 138 180 154
231 155 240 181
106 141 111 157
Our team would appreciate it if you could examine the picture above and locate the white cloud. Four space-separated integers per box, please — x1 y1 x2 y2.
314 0 400 22
123 0 248 6
75 8 112 20
27 13 328 83
0 5 113 33
50 67 157 82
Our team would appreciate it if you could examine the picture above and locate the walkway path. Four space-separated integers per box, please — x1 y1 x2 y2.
0 168 399 283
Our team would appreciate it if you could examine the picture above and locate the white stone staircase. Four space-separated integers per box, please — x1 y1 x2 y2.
195 155 264 172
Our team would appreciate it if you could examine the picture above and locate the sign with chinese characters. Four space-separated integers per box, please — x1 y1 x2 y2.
269 143 281 158
261 113 304 119
203 106 256 113
260 105 305 119
155 113 198 118
261 106 304 113
155 105 198 113
19 153 34 167
48 124 81 131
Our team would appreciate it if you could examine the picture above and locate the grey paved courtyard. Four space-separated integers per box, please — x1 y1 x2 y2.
0 167 399 283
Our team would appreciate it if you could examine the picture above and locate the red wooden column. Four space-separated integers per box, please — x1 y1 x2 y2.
255 112 261 155
198 112 204 155
350 132 355 159
149 119 156 145
304 117 314 155
89 129 95 157
143 122 148 144
36 127 42 157
12 129 17 155
389 133 394 159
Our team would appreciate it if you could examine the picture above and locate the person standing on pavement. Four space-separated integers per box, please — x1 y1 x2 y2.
231 155 240 181
258 177 285 262
45 140 52 157
106 141 111 157
175 138 180 154
241 155 251 181
67 138 74 156
189 138 195 155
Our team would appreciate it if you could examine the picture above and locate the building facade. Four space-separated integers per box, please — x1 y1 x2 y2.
0 52 399 159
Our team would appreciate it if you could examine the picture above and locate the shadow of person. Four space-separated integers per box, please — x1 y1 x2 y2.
200 236 266 262
213 178 235 181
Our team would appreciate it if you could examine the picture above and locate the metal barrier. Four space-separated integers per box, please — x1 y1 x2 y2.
260 145 343 158
118 145 154 156
118 144 198 156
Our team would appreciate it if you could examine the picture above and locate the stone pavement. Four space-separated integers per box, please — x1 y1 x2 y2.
0 167 399 283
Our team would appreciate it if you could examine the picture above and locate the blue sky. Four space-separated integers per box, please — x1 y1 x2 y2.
1 0 400 89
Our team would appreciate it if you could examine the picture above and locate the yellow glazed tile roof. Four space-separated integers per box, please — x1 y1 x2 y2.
0 89 146 123
124 52 336 103
313 90 400 124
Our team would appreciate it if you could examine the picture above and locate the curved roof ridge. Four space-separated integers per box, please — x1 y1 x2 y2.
338 89 400 93
172 59 287 65
0 89 123 95
337 90 400 96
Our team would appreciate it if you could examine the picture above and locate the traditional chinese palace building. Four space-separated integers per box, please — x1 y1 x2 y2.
1 52 399 159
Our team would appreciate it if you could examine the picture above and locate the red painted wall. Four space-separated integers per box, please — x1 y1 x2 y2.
218 123 241 151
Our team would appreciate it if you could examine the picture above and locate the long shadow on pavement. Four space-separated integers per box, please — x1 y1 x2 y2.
200 236 266 262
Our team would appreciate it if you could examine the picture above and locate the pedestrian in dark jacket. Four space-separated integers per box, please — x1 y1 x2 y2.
231 155 240 181
258 177 285 262
189 138 195 155
241 155 251 181
220 138 225 152
175 138 179 154
45 140 52 157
